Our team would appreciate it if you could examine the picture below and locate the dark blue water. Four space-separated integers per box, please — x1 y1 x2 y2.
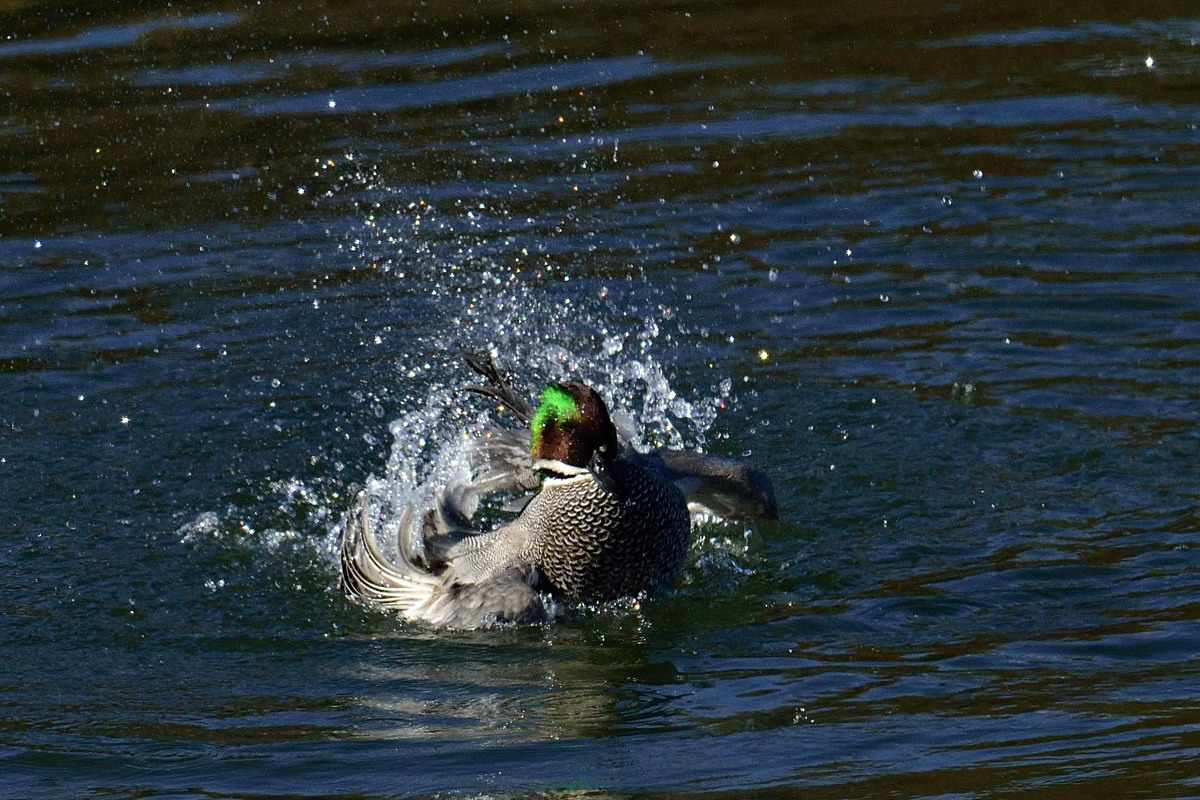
2 2 1199 797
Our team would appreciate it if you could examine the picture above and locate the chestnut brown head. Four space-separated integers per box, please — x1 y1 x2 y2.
529 382 619 469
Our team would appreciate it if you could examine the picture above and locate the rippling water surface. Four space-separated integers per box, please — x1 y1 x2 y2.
2 1 1199 797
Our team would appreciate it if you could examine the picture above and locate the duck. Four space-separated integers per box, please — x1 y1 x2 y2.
339 356 777 629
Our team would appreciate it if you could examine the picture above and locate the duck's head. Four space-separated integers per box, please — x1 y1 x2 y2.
530 382 620 476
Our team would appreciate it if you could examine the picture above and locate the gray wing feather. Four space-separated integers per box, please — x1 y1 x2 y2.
638 450 779 521
339 488 548 628
339 491 439 610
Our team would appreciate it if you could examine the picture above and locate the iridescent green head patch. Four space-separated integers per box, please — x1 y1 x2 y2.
530 384 579 454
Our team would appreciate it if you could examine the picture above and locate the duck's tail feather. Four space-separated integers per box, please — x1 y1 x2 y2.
463 352 535 423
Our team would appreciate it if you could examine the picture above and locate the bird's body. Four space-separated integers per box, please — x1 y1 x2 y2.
339 362 775 629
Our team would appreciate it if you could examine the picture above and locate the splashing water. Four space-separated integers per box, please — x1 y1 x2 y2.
338 153 735 435
326 154 742 570
182 154 744 592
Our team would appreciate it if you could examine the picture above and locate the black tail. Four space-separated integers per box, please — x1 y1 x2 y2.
462 352 535 423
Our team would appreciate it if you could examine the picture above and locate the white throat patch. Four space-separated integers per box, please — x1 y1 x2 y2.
533 458 592 483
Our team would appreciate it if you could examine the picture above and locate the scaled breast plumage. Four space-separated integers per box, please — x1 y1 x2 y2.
522 460 690 601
